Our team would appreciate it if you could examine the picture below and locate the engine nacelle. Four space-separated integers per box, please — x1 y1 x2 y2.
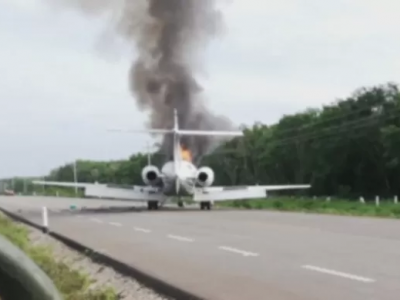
196 166 215 187
141 165 161 186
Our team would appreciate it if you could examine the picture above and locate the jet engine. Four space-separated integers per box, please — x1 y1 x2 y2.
196 167 215 187
141 165 161 186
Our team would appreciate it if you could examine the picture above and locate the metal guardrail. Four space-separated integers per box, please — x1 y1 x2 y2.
0 234 62 300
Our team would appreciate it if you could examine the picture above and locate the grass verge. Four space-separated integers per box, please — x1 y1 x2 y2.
218 197 400 218
0 213 118 300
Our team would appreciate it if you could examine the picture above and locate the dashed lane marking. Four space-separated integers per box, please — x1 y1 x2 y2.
134 227 151 233
218 246 259 257
167 234 194 242
302 265 376 283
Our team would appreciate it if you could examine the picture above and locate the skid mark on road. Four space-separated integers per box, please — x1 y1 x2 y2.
218 246 259 257
134 227 151 233
167 234 194 242
109 222 122 227
302 265 376 283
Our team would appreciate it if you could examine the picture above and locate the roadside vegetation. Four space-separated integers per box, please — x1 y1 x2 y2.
218 197 400 218
0 213 118 300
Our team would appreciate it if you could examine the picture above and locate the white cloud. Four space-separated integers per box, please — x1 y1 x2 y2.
1 0 400 177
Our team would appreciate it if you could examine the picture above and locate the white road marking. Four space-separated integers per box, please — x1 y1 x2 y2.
302 265 375 283
109 222 122 227
167 234 194 242
134 227 151 233
90 218 103 224
218 246 259 257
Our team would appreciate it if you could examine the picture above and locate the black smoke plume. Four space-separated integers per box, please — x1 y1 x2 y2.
50 0 235 163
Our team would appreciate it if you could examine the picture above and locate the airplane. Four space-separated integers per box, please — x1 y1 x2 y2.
33 109 311 210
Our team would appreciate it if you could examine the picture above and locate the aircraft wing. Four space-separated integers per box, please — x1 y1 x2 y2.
32 181 166 202
32 181 91 188
193 184 311 202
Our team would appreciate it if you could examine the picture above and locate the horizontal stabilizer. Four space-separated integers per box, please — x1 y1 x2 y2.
108 128 173 134
109 109 243 137
108 128 243 137
177 130 243 137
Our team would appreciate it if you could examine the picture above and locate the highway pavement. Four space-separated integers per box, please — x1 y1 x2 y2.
0 196 399 300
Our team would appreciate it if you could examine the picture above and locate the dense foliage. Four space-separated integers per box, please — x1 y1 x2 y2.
4 83 400 199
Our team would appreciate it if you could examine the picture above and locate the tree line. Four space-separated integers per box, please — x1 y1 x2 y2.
4 83 400 199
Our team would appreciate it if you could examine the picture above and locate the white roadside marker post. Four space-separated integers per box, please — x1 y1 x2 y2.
42 206 49 234
375 196 380 207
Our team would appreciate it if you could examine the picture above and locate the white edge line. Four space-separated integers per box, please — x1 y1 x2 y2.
134 227 151 233
302 265 375 283
109 222 122 227
218 246 259 257
167 234 194 242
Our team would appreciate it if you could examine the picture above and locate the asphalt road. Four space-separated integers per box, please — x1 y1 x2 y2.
1 196 399 300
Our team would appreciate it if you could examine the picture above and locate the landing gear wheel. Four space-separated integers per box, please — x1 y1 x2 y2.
147 201 159 210
200 201 212 211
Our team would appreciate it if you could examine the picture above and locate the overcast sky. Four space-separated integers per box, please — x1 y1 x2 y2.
1 0 400 178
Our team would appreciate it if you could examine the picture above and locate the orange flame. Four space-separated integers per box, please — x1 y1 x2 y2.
180 145 192 162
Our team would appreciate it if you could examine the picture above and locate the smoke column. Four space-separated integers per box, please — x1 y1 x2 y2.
50 0 235 163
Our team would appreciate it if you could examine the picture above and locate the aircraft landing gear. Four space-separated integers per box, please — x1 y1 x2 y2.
200 201 212 210
147 201 159 210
